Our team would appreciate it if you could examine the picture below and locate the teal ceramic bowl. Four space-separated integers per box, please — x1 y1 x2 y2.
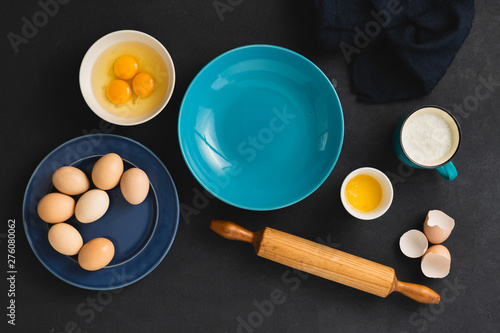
178 45 344 210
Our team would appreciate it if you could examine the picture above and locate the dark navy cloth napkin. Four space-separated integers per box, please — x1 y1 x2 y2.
316 0 475 103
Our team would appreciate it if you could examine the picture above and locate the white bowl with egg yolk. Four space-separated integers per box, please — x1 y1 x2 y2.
340 167 393 220
79 30 176 126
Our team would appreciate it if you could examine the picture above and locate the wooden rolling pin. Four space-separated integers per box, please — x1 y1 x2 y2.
210 220 440 304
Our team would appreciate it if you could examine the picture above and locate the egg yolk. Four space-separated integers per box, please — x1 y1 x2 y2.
345 174 383 213
132 72 155 98
106 79 132 104
113 55 139 80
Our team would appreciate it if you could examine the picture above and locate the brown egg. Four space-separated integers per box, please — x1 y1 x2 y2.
37 193 75 223
78 238 115 271
48 223 83 256
52 166 90 195
120 168 150 205
92 153 124 190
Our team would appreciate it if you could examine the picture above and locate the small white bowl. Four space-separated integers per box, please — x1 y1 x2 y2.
79 30 176 126
340 167 393 220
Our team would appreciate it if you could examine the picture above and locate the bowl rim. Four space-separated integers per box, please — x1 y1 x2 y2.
178 44 344 211
340 167 394 220
79 30 176 126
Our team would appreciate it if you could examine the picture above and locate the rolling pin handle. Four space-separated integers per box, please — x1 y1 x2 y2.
210 220 256 244
393 279 441 304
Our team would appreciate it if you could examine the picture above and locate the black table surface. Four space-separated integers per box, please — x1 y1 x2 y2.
2 1 499 332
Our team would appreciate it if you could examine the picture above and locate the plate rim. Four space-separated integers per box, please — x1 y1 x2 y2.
22 134 179 290
178 44 344 211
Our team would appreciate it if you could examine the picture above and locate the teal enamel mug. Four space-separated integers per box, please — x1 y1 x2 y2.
392 106 461 181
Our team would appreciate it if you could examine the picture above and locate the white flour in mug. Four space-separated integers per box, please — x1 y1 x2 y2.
402 113 453 165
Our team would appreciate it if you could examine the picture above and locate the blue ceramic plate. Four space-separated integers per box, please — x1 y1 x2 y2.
178 45 344 210
23 134 179 290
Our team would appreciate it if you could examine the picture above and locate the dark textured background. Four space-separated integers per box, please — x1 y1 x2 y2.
1 1 499 332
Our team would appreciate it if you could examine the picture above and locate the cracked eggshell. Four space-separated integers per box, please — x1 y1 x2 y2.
421 245 451 278
423 210 455 244
399 229 428 258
